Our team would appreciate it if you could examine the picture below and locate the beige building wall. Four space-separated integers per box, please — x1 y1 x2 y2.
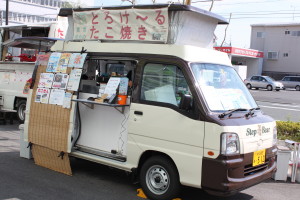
250 23 300 79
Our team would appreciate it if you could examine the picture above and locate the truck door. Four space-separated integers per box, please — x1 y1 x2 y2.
128 60 205 187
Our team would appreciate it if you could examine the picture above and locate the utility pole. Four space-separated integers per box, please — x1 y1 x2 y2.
5 0 9 25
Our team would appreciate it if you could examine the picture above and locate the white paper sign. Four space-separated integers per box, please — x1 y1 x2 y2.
38 73 54 88
57 53 71 73
52 74 69 89
63 92 72 109
46 52 62 72
48 16 68 39
67 69 82 91
35 88 50 104
119 77 128 95
104 77 120 98
73 8 169 42
68 53 87 68
49 89 65 105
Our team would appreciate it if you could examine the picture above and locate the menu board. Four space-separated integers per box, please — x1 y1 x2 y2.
38 73 54 88
68 53 87 68
46 52 62 72
57 53 71 73
35 88 50 104
104 77 120 99
67 69 82 91
52 74 69 89
49 89 65 105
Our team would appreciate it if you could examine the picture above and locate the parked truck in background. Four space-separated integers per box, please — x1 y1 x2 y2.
0 23 60 122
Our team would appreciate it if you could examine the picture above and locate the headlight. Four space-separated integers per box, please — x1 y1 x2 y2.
273 126 277 146
221 133 240 155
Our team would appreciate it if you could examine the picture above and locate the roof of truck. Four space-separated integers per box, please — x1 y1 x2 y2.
51 40 232 66
58 4 228 25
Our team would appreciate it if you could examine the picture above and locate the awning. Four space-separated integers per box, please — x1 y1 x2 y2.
3 37 62 51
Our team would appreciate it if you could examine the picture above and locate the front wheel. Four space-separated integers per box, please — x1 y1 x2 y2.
296 85 300 91
267 85 273 91
139 156 180 200
16 100 26 123
246 83 252 89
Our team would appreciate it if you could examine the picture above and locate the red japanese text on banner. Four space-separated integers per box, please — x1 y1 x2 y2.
72 8 168 42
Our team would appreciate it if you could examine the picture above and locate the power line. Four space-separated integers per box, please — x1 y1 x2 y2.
193 0 282 6
221 12 300 16
230 16 300 19
218 9 300 14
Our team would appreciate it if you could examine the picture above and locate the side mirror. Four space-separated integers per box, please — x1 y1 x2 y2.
179 94 192 111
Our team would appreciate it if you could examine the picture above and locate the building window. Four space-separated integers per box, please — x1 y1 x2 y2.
283 53 289 57
285 30 290 35
257 32 264 38
291 31 300 36
267 52 278 60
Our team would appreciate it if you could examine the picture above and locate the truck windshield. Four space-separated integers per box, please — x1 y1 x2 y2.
191 63 257 112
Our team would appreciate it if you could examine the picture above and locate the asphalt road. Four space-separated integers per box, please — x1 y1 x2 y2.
1 124 300 200
249 89 300 121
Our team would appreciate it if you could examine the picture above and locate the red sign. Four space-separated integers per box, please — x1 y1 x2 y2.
214 47 264 58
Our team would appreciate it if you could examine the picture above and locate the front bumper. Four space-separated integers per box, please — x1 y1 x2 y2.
201 146 277 196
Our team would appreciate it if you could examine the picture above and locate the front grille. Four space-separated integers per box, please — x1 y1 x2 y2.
244 161 269 176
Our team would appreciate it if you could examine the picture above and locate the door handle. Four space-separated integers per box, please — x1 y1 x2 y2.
134 111 143 115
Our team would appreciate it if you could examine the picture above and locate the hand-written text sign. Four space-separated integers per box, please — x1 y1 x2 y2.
73 8 169 42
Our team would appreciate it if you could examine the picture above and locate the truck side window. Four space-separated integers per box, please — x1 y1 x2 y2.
141 63 191 106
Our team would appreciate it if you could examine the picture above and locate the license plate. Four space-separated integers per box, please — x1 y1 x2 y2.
253 149 266 167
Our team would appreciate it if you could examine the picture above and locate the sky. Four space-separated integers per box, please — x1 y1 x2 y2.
71 0 300 49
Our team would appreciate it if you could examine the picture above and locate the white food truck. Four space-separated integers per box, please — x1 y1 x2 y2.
0 24 59 123
24 4 277 200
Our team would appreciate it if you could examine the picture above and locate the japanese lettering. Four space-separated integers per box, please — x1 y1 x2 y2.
73 8 168 42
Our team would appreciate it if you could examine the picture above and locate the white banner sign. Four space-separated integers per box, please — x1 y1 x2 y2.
73 8 168 42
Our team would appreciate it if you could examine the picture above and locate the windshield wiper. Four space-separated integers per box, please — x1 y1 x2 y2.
218 108 248 119
245 107 260 118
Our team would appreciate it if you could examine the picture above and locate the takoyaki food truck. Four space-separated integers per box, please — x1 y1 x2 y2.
22 4 277 200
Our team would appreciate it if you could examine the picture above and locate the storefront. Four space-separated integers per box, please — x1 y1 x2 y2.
214 46 264 80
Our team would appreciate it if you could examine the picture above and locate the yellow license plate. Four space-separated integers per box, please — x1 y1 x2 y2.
253 149 266 167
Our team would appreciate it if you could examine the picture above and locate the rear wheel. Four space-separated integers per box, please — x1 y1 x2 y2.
296 85 300 91
267 85 273 91
139 156 180 200
16 100 26 123
246 84 252 89
276 89 280 91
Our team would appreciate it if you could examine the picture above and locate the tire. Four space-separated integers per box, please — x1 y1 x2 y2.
276 89 280 91
296 85 300 91
267 85 273 91
246 83 252 89
16 100 26 123
139 156 180 200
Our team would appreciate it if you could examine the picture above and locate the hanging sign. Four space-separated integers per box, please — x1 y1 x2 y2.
73 8 169 42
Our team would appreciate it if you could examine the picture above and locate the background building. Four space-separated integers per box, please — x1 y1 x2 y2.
0 0 66 25
214 46 264 80
250 23 300 79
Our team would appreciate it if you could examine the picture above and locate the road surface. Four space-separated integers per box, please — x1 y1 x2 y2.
250 89 300 121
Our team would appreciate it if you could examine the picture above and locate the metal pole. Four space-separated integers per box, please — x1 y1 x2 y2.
5 0 9 25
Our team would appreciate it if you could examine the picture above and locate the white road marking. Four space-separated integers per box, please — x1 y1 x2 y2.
259 105 300 112
271 103 300 108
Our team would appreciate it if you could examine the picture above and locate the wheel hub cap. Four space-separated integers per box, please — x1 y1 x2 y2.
146 165 170 195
